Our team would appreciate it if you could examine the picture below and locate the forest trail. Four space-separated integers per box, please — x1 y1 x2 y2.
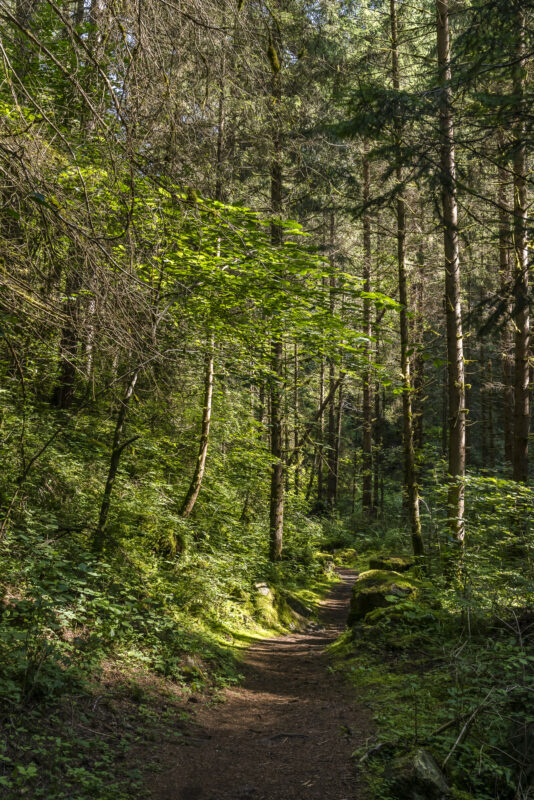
150 569 369 800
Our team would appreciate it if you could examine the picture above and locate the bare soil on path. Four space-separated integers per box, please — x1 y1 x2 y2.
150 569 369 800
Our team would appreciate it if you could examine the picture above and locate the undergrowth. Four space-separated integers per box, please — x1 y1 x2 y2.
332 476 534 800
0 489 335 799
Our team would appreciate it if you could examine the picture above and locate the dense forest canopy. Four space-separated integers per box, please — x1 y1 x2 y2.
0 0 533 798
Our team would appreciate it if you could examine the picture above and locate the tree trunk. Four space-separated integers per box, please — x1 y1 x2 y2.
317 356 325 503
180 335 215 518
293 343 300 494
327 361 338 508
362 152 373 515
269 337 284 561
436 0 466 543
373 373 380 518
488 357 495 471
413 243 425 454
391 0 423 555
498 134 514 468
93 370 139 551
511 9 529 484
269 31 284 561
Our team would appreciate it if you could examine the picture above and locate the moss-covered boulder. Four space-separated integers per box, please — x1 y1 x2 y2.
368 555 415 573
253 583 308 631
253 583 279 628
348 569 417 625
314 552 336 574
389 748 450 799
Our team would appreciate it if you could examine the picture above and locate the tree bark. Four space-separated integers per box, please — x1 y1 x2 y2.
436 0 466 543
269 337 284 561
93 370 139 551
293 343 300 494
511 9 529 484
413 243 425 454
180 335 215 518
362 152 373 515
269 30 284 561
498 133 514 468
317 356 325 503
391 0 423 555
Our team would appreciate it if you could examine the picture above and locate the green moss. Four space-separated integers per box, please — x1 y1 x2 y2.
368 555 415 573
348 570 418 625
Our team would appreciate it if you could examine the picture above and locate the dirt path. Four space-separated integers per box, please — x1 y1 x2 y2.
150 569 369 800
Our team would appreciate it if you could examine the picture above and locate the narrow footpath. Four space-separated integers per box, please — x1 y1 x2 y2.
151 569 369 800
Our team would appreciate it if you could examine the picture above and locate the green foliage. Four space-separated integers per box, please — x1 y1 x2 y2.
336 478 534 800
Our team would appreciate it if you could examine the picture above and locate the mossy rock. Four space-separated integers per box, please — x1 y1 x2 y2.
253 583 279 628
368 555 415 573
388 748 450 799
348 569 417 625
253 584 307 631
314 553 336 573
180 654 206 683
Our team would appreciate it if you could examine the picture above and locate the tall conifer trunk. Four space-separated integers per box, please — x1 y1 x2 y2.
362 153 373 515
327 214 338 509
436 0 466 542
391 0 423 555
511 8 529 484
498 135 514 468
317 356 325 504
413 243 425 454
268 30 284 561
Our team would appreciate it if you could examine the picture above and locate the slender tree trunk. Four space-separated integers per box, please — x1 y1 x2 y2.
180 335 215 518
380 387 385 514
334 375 344 505
327 362 338 508
269 337 284 561
362 152 373 515
481 336 488 468
464 271 472 468
511 9 529 484
93 370 139 551
436 0 466 543
180 60 226 517
327 214 338 509
391 0 423 555
269 32 284 561
258 379 266 431
293 343 300 494
413 243 425 454
373 373 380 518
488 357 495 470
305 447 318 503
317 356 325 503
498 134 514 468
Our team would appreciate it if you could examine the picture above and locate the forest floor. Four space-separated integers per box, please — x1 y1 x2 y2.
148 568 370 800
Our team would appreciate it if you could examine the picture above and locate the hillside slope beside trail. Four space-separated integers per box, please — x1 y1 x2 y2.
150 568 369 800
